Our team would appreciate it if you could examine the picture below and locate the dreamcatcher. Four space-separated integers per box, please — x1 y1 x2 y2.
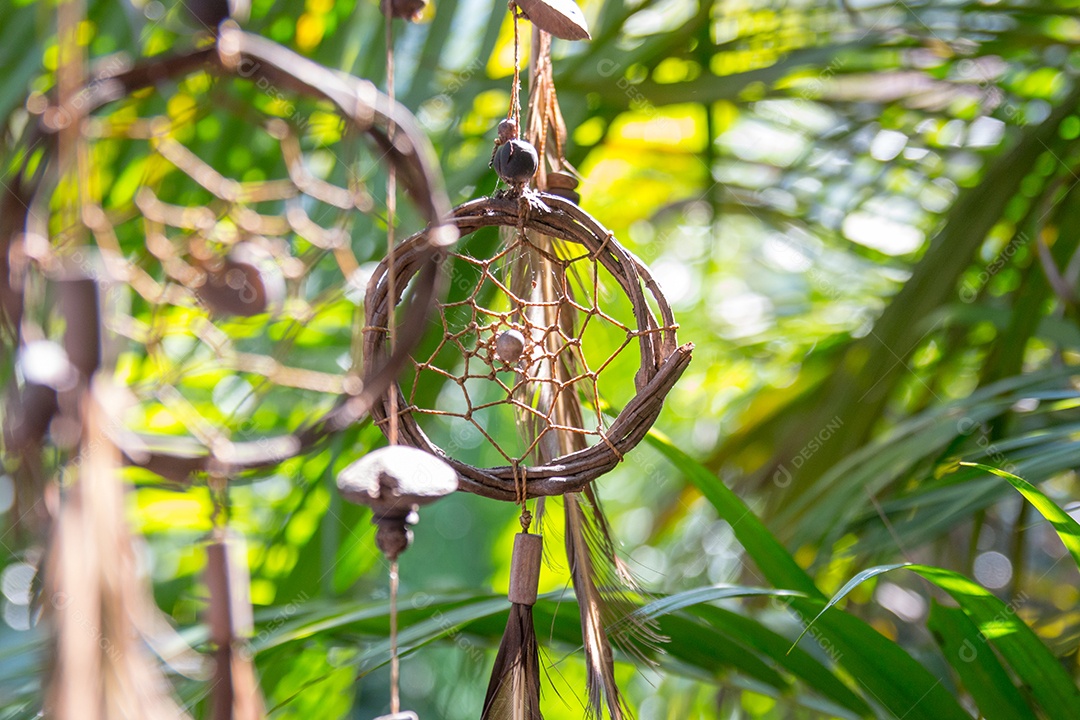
362 1 693 715
1 4 457 717
2 0 692 715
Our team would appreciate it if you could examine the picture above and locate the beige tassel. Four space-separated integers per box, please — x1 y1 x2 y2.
482 533 544 720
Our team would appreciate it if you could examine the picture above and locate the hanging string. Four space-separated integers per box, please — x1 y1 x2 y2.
510 4 522 129
513 460 531 532
388 558 400 713
509 6 531 535
209 472 227 530
383 5 402 714
384 7 401 451
56 0 84 248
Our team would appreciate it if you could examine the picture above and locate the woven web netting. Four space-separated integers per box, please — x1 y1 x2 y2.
15 55 440 477
401 226 666 468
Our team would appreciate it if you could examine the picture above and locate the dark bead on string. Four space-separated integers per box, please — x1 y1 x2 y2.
495 329 526 364
497 119 519 143
194 242 285 317
490 119 519 169
493 139 538 187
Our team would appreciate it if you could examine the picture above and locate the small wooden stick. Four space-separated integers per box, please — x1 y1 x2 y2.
508 533 543 606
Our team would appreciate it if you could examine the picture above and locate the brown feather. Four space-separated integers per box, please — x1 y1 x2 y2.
565 493 627 719
482 603 543 720
571 490 666 662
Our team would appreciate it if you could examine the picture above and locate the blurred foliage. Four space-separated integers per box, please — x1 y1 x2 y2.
3 0 1080 718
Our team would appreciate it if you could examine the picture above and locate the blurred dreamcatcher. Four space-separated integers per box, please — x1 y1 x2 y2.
1 3 456 718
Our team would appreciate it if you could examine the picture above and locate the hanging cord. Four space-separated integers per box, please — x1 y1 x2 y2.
388 558 400 713
509 3 522 129
382 5 402 714
513 460 532 532
509 8 530 532
207 476 235 720
384 8 401 451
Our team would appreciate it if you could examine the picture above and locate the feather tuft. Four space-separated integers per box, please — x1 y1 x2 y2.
482 603 543 720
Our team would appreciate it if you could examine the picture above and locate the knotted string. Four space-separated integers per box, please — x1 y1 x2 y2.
509 3 522 130
513 460 531 532
382 4 402 713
